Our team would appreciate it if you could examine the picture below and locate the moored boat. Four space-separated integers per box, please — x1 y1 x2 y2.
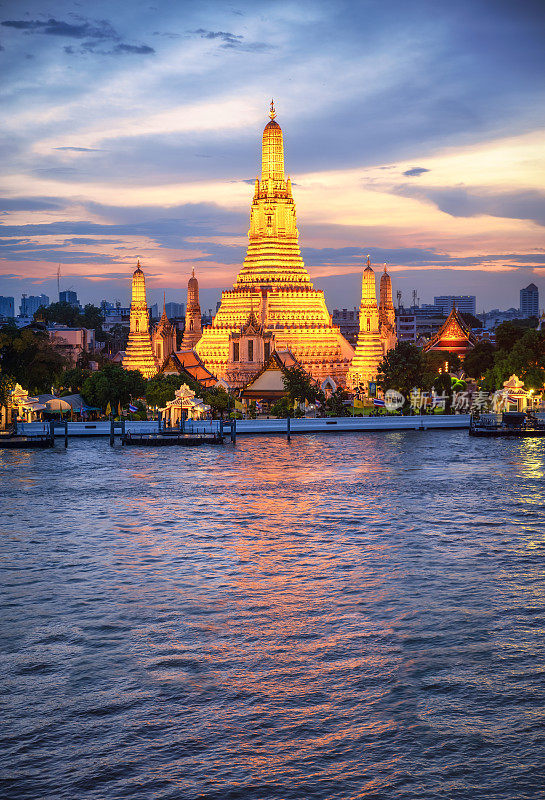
469 412 545 437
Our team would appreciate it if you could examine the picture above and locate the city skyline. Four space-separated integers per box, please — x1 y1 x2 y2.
1 0 544 311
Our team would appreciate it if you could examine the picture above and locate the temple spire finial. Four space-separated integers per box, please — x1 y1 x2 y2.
163 290 166 313
367 254 371 268
269 99 276 120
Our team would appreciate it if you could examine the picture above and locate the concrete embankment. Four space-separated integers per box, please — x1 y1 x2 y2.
17 415 470 438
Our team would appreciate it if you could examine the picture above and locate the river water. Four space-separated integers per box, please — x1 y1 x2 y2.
1 431 544 799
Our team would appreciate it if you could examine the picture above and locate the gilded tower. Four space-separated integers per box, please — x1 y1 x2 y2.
122 261 158 378
181 269 202 350
152 294 177 366
378 265 397 352
346 257 386 389
195 101 353 384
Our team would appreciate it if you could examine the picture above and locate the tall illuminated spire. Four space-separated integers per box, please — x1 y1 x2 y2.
181 268 202 350
122 261 158 378
195 103 354 385
379 264 395 329
346 257 384 389
261 100 285 182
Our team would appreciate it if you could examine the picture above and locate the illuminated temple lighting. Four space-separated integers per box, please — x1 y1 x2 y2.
346 258 397 389
181 268 203 350
423 302 477 359
195 102 354 386
122 260 158 378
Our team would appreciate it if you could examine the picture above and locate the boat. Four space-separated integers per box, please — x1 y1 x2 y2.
469 411 545 438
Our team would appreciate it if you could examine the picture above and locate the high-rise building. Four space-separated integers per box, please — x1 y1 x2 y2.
520 284 539 318
19 294 49 317
122 261 158 378
165 302 185 319
59 290 80 308
434 296 476 316
195 102 353 384
0 296 15 318
181 269 202 350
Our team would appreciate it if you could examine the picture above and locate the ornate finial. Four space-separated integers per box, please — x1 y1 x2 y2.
367 254 371 268
269 98 276 120
163 290 166 312
192 267 195 278
136 258 141 267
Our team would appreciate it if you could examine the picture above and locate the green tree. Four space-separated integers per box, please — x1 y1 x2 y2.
462 340 496 379
0 372 14 409
271 396 292 418
494 321 525 353
0 323 67 393
282 365 319 405
507 329 545 390
82 364 145 411
57 366 92 394
204 386 232 418
378 342 425 401
325 388 350 416
80 304 105 331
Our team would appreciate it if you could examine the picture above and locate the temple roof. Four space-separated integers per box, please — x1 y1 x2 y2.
161 349 217 387
423 304 478 354
241 348 306 399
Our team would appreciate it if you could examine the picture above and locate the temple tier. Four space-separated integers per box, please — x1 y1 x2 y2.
122 261 159 379
195 104 354 385
346 259 398 389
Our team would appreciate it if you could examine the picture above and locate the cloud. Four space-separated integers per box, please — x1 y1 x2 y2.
0 197 66 211
54 146 104 152
403 167 430 177
1 18 119 40
2 16 154 56
396 186 545 226
111 43 154 55
189 27 273 51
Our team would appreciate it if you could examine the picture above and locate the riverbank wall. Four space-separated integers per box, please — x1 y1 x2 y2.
17 415 471 438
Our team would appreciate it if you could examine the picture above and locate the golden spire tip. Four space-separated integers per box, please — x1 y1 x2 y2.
269 98 276 120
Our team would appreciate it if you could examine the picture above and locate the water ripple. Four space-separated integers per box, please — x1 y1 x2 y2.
1 432 544 799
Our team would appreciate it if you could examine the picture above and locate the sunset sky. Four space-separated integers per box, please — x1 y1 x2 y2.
1 0 544 314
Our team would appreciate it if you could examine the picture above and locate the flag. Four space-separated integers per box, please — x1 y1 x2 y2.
353 398 365 408
373 398 385 407
105 401 111 416
234 399 245 412
128 403 138 413
507 395 518 404
118 402 122 416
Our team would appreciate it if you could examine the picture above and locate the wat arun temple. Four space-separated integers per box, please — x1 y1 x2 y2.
123 103 397 391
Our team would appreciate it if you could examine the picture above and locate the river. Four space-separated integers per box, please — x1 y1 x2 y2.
1 431 544 799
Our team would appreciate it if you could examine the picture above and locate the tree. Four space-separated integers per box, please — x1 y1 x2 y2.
145 373 203 408
271 396 292 418
507 329 545 390
282 365 319 405
325 388 350 416
204 386 232 418
377 342 425 401
494 321 525 353
39 301 106 334
82 364 145 411
0 323 67 393
57 366 92 394
463 340 496 379
0 372 14 409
